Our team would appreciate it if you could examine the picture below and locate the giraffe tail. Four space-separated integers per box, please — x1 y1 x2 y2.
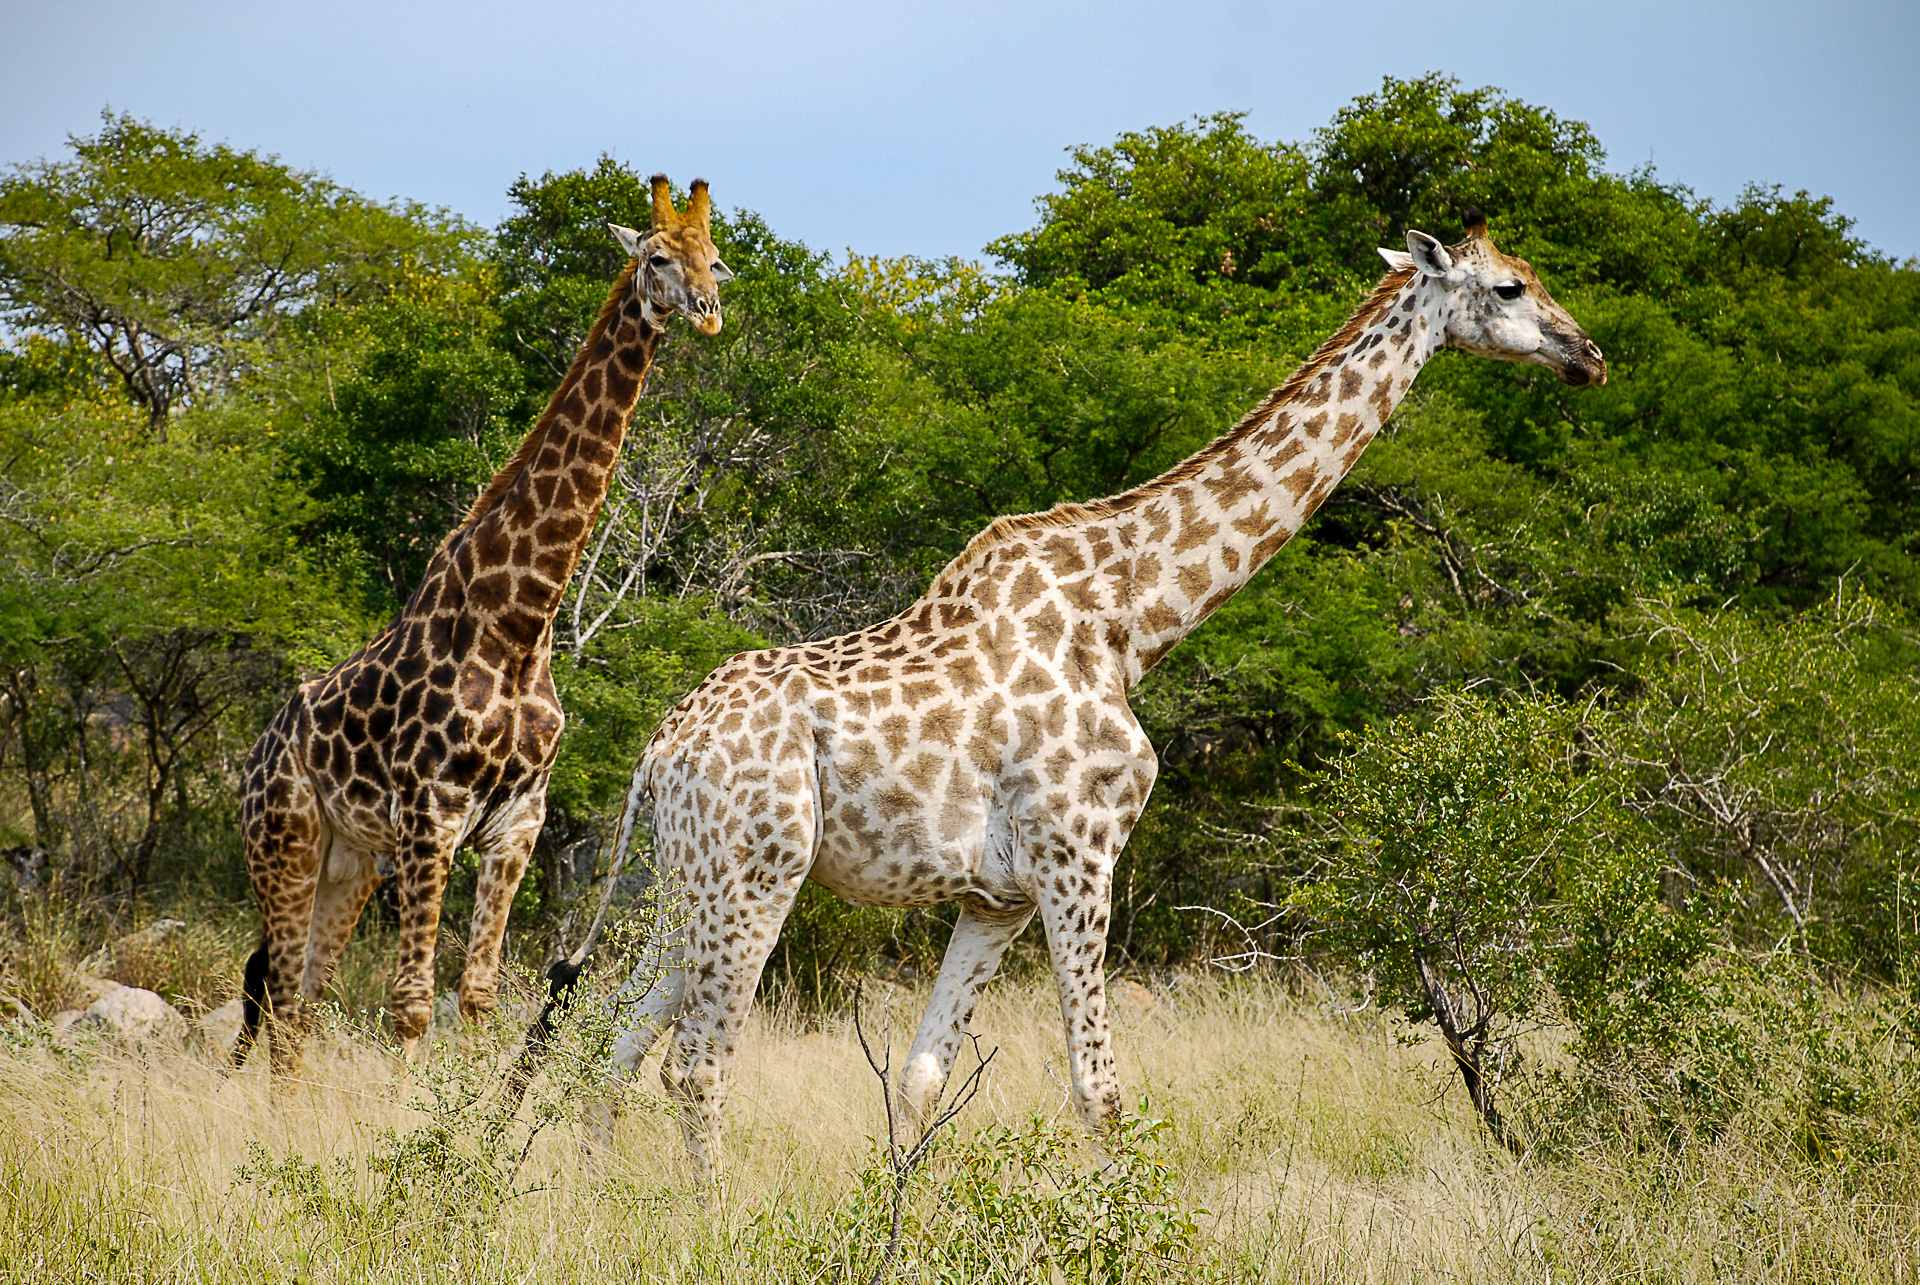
502 761 653 1108
231 938 269 1070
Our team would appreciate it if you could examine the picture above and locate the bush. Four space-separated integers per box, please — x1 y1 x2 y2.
1295 693 1601 1147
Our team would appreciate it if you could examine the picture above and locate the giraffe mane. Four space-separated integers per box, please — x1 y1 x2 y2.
456 263 641 533
949 265 1418 562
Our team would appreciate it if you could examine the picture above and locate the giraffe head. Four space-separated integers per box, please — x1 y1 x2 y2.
1380 210 1607 388
608 174 732 336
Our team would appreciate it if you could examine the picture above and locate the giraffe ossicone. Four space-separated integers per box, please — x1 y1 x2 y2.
232 175 730 1074
601 213 1607 1179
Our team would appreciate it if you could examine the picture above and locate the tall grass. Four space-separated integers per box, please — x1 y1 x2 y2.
0 969 1914 1282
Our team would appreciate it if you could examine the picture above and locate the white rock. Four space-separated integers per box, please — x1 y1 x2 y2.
65 971 121 1006
78 986 186 1044
196 998 246 1050
1112 977 1164 1017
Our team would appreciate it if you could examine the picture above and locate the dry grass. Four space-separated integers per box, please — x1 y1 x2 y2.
0 972 1914 1283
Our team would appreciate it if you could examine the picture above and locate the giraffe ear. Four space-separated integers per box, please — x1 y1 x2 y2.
710 256 735 284
1405 229 1453 277
1377 248 1415 271
608 222 648 260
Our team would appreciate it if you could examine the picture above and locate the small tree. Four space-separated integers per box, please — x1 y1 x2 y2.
1296 693 1599 1149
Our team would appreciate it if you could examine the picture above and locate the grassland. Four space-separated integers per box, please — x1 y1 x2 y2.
1 964 1915 1284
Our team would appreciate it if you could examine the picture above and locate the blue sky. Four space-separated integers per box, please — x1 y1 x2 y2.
4 1 1916 263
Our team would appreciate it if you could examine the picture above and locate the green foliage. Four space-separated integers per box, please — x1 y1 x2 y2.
1289 598 1918 1143
1606 593 1920 968
907 1116 1206 1283
1292 691 1729 1142
0 112 470 431
1552 832 1722 1078
847 257 1281 542
1299 695 1588 1033
764 1113 1211 1284
290 263 527 608
0 381 366 891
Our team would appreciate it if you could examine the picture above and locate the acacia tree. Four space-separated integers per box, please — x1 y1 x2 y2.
1611 594 1920 963
0 113 466 435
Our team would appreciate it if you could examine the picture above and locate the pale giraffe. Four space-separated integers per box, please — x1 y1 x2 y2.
233 177 732 1072
599 212 1605 1176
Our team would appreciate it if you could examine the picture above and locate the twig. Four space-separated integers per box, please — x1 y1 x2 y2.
852 978 997 1285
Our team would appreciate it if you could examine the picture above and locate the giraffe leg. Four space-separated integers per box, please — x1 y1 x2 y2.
581 921 690 1158
254 848 322 1075
659 809 815 1179
661 885 801 1183
389 818 459 1057
609 918 690 1074
298 837 382 1008
1036 855 1124 1136
898 901 1036 1141
238 724 328 1075
458 786 546 1025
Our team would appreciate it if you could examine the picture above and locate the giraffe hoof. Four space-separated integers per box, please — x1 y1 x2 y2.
899 1052 944 1141
390 1001 432 1046
457 982 498 1025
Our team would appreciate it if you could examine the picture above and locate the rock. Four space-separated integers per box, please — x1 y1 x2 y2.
195 998 246 1051
79 919 185 977
65 971 122 1007
0 994 34 1027
75 986 186 1045
1111 977 1163 1017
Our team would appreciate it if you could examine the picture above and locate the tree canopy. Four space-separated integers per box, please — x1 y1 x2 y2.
0 78 1912 1008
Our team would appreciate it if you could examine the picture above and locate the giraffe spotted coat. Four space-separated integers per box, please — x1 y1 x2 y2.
235 178 731 1072
604 215 1607 1176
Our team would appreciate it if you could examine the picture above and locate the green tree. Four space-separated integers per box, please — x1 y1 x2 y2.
1296 694 1602 1148
1608 593 1920 967
0 384 363 892
290 264 526 607
0 112 469 435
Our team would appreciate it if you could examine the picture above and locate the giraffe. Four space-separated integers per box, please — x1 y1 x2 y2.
232 176 732 1073
598 212 1606 1176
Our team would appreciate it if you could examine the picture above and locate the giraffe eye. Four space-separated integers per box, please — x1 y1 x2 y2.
1494 282 1525 301
648 254 671 267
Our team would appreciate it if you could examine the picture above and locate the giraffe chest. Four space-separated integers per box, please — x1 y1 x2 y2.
300 643 563 849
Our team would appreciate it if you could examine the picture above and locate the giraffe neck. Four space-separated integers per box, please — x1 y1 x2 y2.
416 265 663 654
1114 266 1444 677
993 266 1445 686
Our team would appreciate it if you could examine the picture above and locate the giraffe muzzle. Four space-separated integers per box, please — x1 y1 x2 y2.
1565 338 1607 387
1546 330 1607 388
688 297 723 337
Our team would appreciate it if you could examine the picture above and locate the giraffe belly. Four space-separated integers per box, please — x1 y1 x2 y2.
808 795 1027 910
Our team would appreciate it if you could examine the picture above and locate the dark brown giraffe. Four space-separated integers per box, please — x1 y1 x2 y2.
233 177 732 1071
